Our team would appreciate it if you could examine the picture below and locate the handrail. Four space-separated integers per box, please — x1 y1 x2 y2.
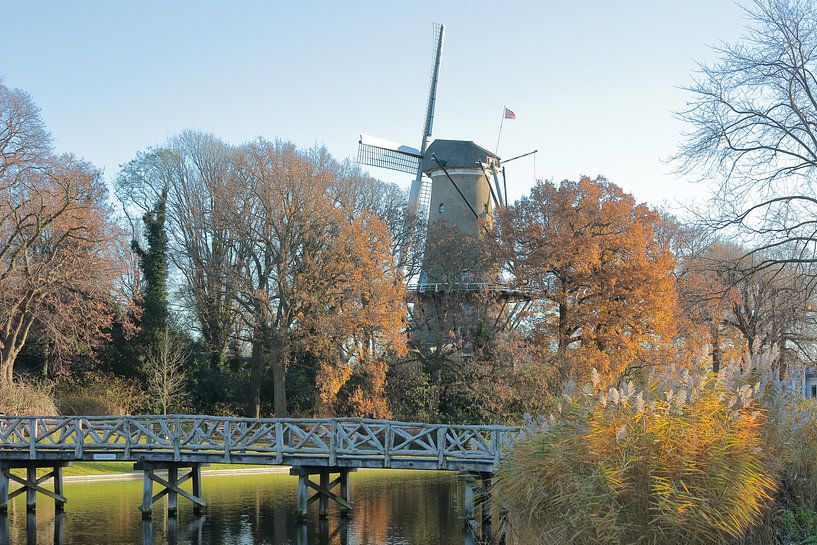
0 416 522 471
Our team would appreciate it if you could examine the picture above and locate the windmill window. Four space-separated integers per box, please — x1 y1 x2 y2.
812 385 817 398
483 203 489 214
439 203 445 214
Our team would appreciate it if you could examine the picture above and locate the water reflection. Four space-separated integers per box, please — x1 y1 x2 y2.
2 470 481 545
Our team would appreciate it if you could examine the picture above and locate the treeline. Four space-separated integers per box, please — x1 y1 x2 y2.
1 78 814 422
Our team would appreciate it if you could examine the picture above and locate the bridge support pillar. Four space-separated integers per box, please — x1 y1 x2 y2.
291 466 355 520
0 461 70 514
135 461 207 519
459 472 494 540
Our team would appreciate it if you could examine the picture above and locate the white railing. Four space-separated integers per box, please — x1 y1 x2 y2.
0 416 521 470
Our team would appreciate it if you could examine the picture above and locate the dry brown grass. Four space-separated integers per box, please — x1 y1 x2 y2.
55 373 146 416
0 380 58 415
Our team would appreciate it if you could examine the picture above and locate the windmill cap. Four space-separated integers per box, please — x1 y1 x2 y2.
422 139 500 174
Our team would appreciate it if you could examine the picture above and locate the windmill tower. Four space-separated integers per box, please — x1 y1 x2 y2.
357 24 507 277
357 23 524 353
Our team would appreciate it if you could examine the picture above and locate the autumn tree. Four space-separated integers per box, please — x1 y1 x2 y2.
230 140 406 417
0 81 126 383
328 156 425 278
498 176 678 383
676 243 744 372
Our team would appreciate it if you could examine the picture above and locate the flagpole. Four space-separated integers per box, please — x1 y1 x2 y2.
495 106 506 155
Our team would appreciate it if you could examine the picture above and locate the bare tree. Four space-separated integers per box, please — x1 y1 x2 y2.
0 79 49 182
116 131 240 367
144 329 189 414
0 81 127 384
676 0 817 269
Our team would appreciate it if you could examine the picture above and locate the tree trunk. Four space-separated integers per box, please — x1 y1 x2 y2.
430 363 442 421
248 339 263 418
0 343 21 385
777 336 787 381
271 343 288 417
711 323 722 373
557 301 569 369
0 357 13 386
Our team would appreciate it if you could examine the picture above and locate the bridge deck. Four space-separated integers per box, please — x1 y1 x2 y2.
0 416 521 473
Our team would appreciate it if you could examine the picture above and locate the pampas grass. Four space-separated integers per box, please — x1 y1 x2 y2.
497 366 778 545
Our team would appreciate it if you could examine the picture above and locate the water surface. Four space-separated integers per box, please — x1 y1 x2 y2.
1 469 478 545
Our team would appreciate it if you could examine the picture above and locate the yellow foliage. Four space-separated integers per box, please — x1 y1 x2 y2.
497 367 777 545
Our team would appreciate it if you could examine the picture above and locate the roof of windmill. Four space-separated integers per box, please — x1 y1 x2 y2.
421 139 499 173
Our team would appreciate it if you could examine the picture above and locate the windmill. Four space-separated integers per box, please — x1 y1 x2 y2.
357 23 528 353
357 23 508 283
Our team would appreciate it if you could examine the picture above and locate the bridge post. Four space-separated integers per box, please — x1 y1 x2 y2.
140 468 153 520
291 466 355 520
167 465 178 516
459 471 495 539
296 474 308 520
0 466 8 515
0 461 69 514
339 470 351 518
481 474 493 540
460 473 476 521
319 472 330 518
25 466 36 512
191 464 203 516
136 461 207 519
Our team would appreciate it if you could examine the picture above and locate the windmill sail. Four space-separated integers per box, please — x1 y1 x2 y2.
357 135 421 174
407 23 445 218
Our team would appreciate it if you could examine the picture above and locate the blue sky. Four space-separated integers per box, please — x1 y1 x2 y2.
3 1 748 209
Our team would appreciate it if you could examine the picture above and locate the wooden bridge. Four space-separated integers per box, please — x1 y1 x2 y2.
0 415 520 529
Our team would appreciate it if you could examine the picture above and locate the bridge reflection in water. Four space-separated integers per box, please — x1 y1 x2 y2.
1 471 501 545
8 516 492 545
0 416 520 543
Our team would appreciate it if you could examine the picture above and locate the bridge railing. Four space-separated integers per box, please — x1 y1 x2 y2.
0 416 522 469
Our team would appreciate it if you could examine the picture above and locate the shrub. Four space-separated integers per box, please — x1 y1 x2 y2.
55 373 146 415
496 366 777 545
0 380 57 415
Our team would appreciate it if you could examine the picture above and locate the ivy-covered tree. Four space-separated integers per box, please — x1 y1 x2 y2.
132 187 169 350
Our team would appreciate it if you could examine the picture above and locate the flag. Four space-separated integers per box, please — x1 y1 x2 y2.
504 107 517 120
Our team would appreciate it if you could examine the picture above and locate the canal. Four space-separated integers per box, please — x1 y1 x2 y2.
0 469 481 544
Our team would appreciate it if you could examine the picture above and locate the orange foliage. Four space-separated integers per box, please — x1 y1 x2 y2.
232 141 406 417
303 211 406 417
500 176 678 382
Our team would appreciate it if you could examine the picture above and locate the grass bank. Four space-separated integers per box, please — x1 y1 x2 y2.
11 462 287 480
